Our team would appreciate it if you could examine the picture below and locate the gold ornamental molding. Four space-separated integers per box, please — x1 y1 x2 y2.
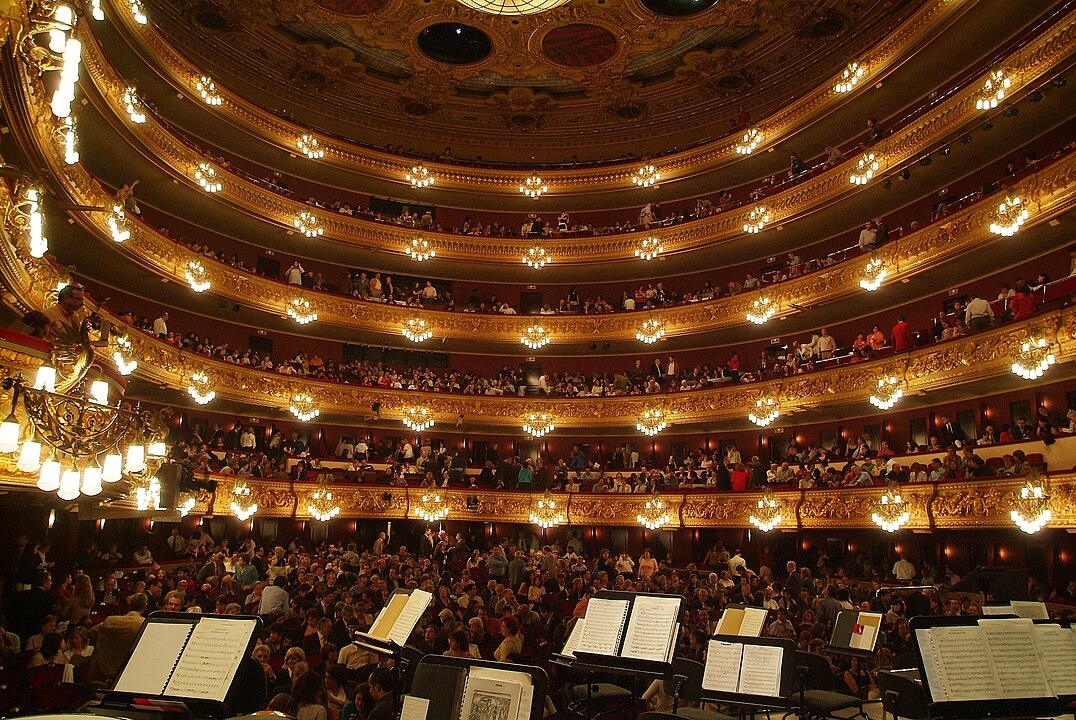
72 11 1076 264
93 0 973 187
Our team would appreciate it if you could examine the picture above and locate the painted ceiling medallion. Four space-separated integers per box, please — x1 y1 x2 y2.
457 0 571 16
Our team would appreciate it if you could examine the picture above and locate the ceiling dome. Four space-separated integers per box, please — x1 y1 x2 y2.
456 0 571 15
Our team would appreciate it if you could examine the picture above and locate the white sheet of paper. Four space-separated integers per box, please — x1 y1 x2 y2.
978 619 1053 699
737 608 769 638
389 590 433 646
400 695 429 720
1010 601 1049 619
166 617 257 701
560 619 585 658
981 604 1013 616
621 595 680 661
701 640 742 693
112 621 191 695
577 598 630 656
1033 624 1076 696
738 644 783 697
918 626 1001 701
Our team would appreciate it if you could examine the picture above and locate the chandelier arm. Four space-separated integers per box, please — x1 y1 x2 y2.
21 387 136 457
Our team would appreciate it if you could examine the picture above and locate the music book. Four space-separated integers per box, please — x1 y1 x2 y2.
459 667 532 720
365 589 434 646
557 619 585 659
981 601 1049 619
702 639 784 698
915 618 1073 702
829 611 883 652
112 616 258 702
576 594 681 663
405 656 546 720
714 606 768 637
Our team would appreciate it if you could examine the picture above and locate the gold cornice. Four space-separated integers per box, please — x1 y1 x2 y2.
73 12 1076 265
95 0 971 182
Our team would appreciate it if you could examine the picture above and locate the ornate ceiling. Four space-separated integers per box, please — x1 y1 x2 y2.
136 0 929 162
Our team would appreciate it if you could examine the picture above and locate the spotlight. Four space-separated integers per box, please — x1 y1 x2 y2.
1051 77 1066 88
919 155 932 167
940 145 951 155
980 119 993 131
900 169 911 181
1002 105 1019 117
1028 91 1045 102
961 133 973 144
883 178 892 190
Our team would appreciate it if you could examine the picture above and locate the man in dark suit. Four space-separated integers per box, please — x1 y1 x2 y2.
939 415 966 446
301 617 332 657
366 666 396 720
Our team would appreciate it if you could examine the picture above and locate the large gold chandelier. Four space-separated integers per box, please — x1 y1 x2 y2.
520 324 550 349
522 412 555 438
289 393 320 422
1011 338 1055 380
194 162 222 193
196 75 222 106
975 68 1011 111
743 204 770 234
406 237 436 261
307 479 341 522
530 492 566 529
637 494 670 530
746 295 776 325
294 211 324 238
407 165 434 188
107 205 130 243
749 490 783 532
859 257 887 291
636 408 667 436
835 62 865 93
631 164 660 188
520 176 548 199
402 317 433 343
230 480 258 521
634 236 664 261
736 127 761 155
185 260 210 292
872 483 909 532
123 86 146 124
287 296 317 325
111 333 137 375
414 493 449 522
636 317 665 344
849 152 879 185
187 370 215 405
297 134 324 159
402 406 435 432
989 194 1029 236
748 395 779 427
1011 473 1051 534
869 375 903 410
522 245 549 269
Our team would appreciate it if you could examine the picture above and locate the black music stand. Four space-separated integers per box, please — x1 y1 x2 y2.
404 654 549 720
698 636 796 717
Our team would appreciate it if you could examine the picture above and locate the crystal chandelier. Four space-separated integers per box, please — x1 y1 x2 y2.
520 176 547 199
749 490 783 532
872 483 909 532
185 260 210 292
636 318 666 344
196 75 222 106
631 164 660 188
748 396 779 427
132 473 162 511
989 195 1029 236
187 370 215 405
307 479 341 522
1011 474 1051 534
105 204 131 243
48 28 81 119
128 0 147 24
297 134 324 159
457 0 570 15
975 68 1011 111
869 375 903 410
123 86 146 123
1011 338 1056 380
195 163 222 193
522 412 555 438
746 295 775 325
634 236 664 261
402 406 435 432
90 0 104 20
12 186 49 259
859 257 887 291
407 165 434 188
289 393 320 422
850 153 879 185
177 491 197 517
530 492 565 529
637 494 670 530
230 480 258 521
520 325 550 349
636 408 667 437
414 493 449 522
835 62 865 93
287 297 317 325
523 246 549 269
406 237 436 261
743 204 770 233
294 211 324 238
62 117 78 164
403 317 433 343
736 127 761 155
0 367 167 503
111 334 137 375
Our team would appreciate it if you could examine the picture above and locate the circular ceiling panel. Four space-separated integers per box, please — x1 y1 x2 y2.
641 0 719 17
457 0 571 15
417 23 493 65
314 0 389 15
542 24 617 67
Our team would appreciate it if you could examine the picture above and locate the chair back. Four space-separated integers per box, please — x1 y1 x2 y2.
795 651 836 692
877 670 930 720
671 657 707 704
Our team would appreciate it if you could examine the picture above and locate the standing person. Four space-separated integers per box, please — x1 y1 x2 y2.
286 261 305 285
891 315 912 352
152 312 169 338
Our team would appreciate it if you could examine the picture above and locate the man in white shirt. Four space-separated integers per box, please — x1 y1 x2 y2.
964 293 994 331
892 553 916 581
258 576 290 616
285 261 305 285
816 328 837 359
152 312 168 338
239 427 256 451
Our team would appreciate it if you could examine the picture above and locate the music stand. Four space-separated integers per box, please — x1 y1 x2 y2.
698 636 796 714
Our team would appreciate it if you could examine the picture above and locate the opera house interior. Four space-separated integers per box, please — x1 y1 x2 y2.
0 0 1076 715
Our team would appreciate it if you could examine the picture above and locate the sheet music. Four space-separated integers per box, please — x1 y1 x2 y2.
701 640 742 693
917 626 1001 702
166 617 257 701
715 607 767 637
979 619 1053 698
113 622 192 695
400 695 430 720
738 644 783 697
1009 601 1049 619
389 590 433 646
980 604 1013 616
577 598 630 656
459 675 522 720
559 619 585 658
1033 624 1076 696
369 593 409 641
621 595 680 661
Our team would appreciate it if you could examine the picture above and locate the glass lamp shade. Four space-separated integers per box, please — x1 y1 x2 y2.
38 457 61 492
148 442 167 458
17 440 42 473
102 453 122 482
81 466 103 496
125 445 145 473
34 365 56 392
90 380 109 405
0 415 20 453
57 467 81 501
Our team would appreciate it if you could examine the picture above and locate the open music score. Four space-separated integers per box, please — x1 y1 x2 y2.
713 605 768 637
363 589 434 647
575 593 681 664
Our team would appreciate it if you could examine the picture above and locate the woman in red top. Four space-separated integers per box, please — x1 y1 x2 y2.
1010 280 1036 320
731 463 750 491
